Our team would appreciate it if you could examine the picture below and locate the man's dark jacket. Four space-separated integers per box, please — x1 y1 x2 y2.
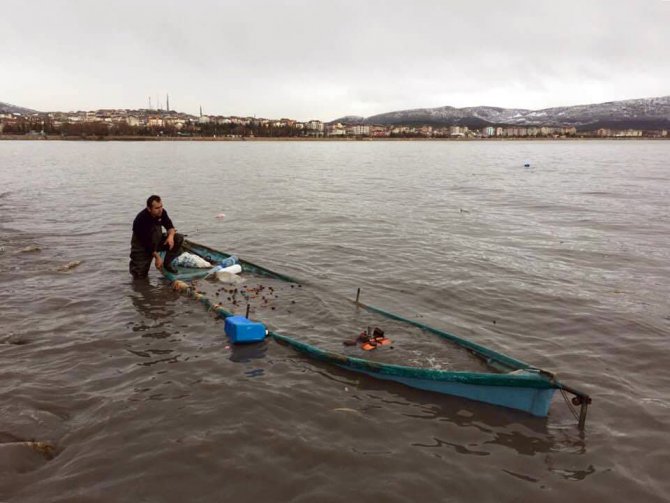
131 208 175 254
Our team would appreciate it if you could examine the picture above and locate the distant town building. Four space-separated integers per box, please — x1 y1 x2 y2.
349 125 370 136
306 120 324 132
370 125 391 137
327 123 346 136
449 125 467 136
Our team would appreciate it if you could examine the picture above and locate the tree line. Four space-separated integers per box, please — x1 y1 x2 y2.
1 117 310 138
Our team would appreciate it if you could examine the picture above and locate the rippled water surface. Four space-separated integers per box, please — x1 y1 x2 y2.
1 140 669 502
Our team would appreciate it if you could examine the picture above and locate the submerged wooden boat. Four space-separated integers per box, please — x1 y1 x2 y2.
165 240 591 426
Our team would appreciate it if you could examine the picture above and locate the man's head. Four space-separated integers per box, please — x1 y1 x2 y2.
146 195 163 218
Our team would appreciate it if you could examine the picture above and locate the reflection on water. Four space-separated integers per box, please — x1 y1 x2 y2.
306 354 599 485
129 279 176 321
229 340 268 363
413 437 491 456
547 463 597 481
126 280 183 366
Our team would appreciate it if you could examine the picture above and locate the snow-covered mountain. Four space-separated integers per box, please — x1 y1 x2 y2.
0 101 38 115
334 96 670 129
330 115 366 124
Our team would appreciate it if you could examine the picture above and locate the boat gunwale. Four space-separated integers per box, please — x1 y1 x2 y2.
355 302 534 373
268 330 557 389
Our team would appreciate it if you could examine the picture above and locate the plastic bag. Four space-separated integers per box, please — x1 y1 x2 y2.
171 252 213 269
215 271 245 284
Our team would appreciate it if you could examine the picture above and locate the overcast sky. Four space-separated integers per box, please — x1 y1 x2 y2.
3 0 669 121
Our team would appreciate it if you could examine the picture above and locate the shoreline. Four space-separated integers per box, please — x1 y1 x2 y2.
0 135 667 142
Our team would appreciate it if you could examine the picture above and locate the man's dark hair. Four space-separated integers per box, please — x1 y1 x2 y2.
146 195 162 208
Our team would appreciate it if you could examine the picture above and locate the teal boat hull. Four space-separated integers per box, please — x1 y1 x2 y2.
269 330 557 417
347 369 555 416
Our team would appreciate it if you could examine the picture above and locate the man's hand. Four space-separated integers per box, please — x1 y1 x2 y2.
164 234 175 250
154 255 163 270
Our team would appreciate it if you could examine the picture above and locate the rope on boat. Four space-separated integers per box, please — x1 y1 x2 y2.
531 368 582 423
530 367 591 429
559 387 580 422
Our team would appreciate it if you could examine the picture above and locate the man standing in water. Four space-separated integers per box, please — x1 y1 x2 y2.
129 195 184 279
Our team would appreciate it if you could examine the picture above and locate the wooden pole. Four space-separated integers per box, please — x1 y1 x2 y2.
578 401 589 430
559 382 591 430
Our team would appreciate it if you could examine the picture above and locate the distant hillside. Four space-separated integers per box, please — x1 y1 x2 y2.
329 115 366 125
0 101 37 114
334 96 670 130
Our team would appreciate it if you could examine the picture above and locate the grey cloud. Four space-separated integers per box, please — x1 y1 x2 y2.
2 0 669 120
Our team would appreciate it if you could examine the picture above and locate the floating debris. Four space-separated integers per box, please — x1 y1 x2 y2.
215 271 245 284
0 333 29 345
332 408 360 414
26 441 58 460
0 440 58 461
172 280 190 292
18 245 41 253
56 260 82 272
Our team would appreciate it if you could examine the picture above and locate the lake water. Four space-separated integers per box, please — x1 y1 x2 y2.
0 140 669 502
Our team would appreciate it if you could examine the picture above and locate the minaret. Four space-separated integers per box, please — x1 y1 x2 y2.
166 94 170 112
200 106 203 117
